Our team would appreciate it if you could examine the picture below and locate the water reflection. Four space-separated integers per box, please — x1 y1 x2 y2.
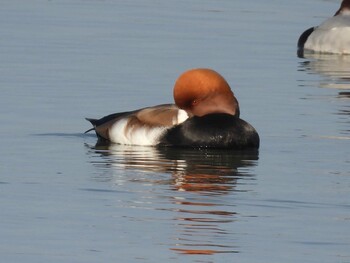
336 92 350 136
86 141 258 255
298 53 350 90
298 53 350 137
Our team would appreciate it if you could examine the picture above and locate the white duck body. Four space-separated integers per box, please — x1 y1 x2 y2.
304 10 350 54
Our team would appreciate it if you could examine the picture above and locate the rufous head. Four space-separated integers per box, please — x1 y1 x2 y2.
335 0 350 16
173 68 240 117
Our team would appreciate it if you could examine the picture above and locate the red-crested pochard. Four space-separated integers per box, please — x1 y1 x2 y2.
85 68 259 149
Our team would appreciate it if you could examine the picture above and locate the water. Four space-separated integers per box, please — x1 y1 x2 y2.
1 0 349 262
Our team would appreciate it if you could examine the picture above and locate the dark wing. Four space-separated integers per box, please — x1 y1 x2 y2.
85 110 136 139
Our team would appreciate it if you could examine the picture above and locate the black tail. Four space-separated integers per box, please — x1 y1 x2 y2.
297 27 314 58
84 118 97 133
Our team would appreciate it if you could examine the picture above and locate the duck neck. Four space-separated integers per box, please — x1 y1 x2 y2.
189 93 240 117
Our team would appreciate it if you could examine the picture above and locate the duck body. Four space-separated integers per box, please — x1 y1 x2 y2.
87 110 259 149
85 68 260 150
298 1 350 55
300 15 350 54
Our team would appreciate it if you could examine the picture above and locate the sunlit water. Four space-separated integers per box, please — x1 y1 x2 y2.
1 0 349 262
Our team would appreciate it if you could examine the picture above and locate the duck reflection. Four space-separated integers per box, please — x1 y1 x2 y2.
298 53 350 90
88 140 258 193
337 92 350 135
298 54 350 137
86 140 258 255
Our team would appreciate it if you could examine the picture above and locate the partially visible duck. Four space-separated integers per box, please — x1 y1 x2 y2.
85 68 259 149
298 0 350 56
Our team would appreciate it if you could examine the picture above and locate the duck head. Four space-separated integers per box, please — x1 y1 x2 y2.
173 68 240 117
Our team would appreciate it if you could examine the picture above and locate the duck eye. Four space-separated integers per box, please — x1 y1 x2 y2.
192 100 197 106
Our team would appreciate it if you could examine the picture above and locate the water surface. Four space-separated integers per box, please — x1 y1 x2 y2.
0 0 349 262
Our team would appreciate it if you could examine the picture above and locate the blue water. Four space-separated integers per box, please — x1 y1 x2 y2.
1 0 349 262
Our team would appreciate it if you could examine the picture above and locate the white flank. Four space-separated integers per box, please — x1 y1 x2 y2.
108 118 167 146
174 109 189 125
305 14 350 54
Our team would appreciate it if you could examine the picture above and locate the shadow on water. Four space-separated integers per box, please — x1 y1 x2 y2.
85 140 259 255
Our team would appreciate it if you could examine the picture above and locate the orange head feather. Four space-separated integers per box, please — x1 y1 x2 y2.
173 68 240 117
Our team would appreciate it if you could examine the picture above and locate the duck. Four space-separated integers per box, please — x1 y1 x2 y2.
297 0 350 56
85 68 260 149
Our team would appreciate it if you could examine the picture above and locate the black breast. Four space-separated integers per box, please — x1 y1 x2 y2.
159 113 260 149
